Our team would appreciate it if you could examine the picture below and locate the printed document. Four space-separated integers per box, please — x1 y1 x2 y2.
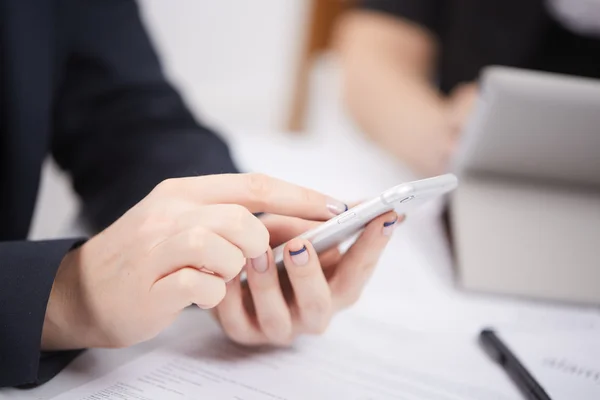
49 317 519 400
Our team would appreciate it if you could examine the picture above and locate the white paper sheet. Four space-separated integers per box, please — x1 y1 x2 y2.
500 331 600 400
49 316 520 400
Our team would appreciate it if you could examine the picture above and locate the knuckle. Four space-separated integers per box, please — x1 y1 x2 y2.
210 280 227 306
299 187 317 205
359 261 377 278
308 296 332 318
222 321 253 345
247 269 276 291
253 224 271 256
137 199 193 239
312 320 331 335
229 249 247 277
245 173 272 203
196 278 226 309
154 178 178 195
135 206 171 237
225 206 269 258
303 315 331 335
300 295 333 332
339 288 363 309
222 204 251 235
345 290 361 307
177 268 200 294
227 204 252 226
260 315 292 344
137 216 163 238
186 227 209 250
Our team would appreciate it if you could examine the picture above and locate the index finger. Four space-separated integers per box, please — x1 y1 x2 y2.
161 173 348 220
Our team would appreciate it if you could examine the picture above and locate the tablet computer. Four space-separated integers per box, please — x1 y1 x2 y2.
452 66 600 187
449 66 600 304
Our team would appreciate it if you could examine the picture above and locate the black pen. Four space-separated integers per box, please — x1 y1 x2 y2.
479 329 552 400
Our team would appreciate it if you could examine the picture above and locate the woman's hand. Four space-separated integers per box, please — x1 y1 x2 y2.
448 82 479 137
213 211 402 346
395 82 479 176
42 173 348 350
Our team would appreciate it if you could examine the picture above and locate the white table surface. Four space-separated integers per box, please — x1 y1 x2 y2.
3 127 599 399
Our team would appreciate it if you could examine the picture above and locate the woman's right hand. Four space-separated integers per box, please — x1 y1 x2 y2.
41 173 347 351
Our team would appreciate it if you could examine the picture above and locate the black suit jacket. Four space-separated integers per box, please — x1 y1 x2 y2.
0 0 238 387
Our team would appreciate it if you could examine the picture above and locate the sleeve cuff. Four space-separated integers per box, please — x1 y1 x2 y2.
0 239 86 388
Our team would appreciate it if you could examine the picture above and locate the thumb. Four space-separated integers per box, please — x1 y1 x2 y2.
261 215 320 246
150 267 227 313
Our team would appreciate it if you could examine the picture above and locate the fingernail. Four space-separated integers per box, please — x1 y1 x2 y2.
327 198 348 215
383 217 399 236
289 245 309 266
251 252 268 273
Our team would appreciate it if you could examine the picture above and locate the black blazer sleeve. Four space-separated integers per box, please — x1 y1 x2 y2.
51 0 239 232
1 0 239 388
0 239 84 388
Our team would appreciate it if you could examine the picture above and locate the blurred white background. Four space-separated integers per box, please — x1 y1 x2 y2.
140 0 309 132
30 0 352 239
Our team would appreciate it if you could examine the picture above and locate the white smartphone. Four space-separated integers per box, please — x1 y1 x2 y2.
273 174 458 267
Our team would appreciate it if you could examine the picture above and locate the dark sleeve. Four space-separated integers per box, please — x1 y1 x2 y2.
359 0 442 37
51 0 239 232
0 239 85 388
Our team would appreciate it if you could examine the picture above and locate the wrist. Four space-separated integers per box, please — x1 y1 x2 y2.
41 247 91 351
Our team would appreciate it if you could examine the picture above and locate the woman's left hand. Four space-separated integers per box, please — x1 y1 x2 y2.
213 211 401 346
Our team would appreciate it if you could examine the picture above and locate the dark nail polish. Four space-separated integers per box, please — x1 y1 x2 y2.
383 217 399 236
289 245 309 266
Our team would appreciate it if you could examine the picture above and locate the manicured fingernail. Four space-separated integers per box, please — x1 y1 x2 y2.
251 253 268 273
327 198 348 215
383 217 399 236
289 245 309 266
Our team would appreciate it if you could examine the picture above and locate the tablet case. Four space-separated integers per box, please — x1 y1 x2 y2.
450 175 600 305
449 66 600 305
